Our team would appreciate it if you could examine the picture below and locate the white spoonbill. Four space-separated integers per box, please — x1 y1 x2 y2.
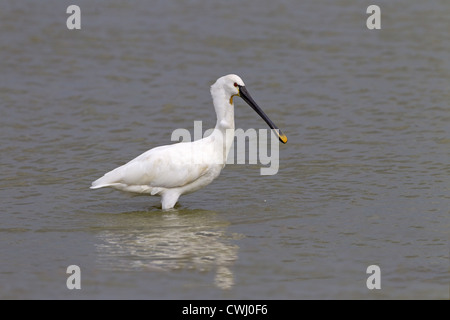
90 74 287 209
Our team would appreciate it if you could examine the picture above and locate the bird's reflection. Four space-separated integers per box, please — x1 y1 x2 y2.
95 208 241 290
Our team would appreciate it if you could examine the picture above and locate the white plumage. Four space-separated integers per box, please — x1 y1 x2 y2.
91 74 287 209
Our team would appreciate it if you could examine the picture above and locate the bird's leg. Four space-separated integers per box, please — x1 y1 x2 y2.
161 190 181 210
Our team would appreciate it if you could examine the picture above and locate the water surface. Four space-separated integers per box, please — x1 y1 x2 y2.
0 0 448 299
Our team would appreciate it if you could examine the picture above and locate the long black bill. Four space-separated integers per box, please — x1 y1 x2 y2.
238 85 287 144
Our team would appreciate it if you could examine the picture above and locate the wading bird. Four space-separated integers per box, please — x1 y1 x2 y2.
90 74 287 209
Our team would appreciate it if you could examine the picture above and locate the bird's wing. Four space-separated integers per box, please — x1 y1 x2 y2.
91 142 211 189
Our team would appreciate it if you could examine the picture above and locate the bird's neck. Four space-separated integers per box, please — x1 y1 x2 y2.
211 89 235 162
212 87 235 131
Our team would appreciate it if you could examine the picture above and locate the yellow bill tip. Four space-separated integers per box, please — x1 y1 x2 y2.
279 134 288 144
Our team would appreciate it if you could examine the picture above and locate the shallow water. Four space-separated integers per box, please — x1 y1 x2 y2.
0 0 448 299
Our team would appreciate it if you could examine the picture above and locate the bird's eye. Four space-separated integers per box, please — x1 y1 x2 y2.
234 82 238 87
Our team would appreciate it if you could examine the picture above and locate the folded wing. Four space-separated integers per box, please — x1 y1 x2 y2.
90 142 210 191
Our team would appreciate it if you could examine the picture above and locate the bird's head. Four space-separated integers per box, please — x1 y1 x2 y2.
211 74 287 144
